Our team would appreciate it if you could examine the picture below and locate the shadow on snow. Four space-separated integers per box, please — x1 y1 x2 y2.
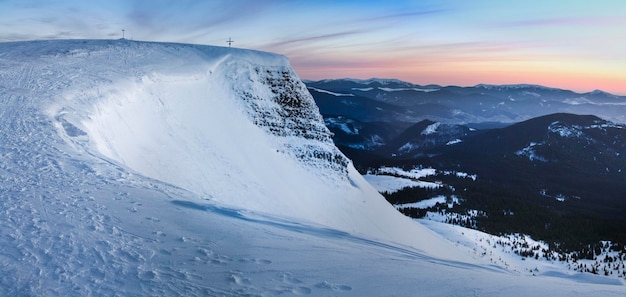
171 199 510 275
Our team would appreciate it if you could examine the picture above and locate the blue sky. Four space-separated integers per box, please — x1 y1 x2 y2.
1 0 625 94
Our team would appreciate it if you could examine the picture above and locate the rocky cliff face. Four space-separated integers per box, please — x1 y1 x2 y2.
223 59 349 177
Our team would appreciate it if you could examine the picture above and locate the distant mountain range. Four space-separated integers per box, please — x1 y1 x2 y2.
305 78 626 125
306 78 626 250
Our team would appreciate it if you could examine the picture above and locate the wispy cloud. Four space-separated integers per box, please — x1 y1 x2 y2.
43 31 74 40
0 32 38 41
499 16 624 28
263 30 366 49
362 8 449 22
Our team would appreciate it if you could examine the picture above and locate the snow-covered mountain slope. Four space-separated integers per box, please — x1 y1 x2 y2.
28 39 461 254
1 39 625 296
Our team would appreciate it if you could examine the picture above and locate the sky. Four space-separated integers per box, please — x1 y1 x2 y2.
0 0 625 94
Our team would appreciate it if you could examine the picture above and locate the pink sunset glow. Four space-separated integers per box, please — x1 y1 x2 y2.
1 0 625 95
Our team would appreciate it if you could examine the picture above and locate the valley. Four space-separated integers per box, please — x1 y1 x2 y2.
308 79 626 279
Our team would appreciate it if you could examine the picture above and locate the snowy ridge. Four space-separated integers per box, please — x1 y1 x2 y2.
42 39 447 250
421 122 441 135
342 77 414 86
516 142 548 162
475 83 561 92
548 121 584 138
307 86 355 96
378 87 439 92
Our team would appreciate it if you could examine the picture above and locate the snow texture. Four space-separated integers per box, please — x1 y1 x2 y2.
0 39 624 296
516 142 548 162
307 86 355 96
549 121 584 138
421 122 441 135
443 170 478 181
446 138 463 145
373 166 437 179
324 117 359 135
363 174 440 193
395 195 459 209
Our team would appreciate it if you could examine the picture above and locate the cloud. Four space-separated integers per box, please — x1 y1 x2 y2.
263 30 367 49
500 16 623 28
43 31 74 39
0 32 38 41
362 8 449 22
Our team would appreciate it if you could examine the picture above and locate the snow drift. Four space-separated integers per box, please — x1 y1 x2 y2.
2 39 460 257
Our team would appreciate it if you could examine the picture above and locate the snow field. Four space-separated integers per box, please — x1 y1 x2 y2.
53 43 466 260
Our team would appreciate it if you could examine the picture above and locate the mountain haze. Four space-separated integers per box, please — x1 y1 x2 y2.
307 78 626 125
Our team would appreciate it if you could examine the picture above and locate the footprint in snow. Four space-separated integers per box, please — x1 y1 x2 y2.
229 271 251 286
291 286 312 295
145 216 160 222
138 269 157 281
152 230 166 237
280 272 303 285
238 257 272 265
315 281 352 292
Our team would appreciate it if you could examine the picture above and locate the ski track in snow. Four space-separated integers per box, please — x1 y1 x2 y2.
0 40 625 296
